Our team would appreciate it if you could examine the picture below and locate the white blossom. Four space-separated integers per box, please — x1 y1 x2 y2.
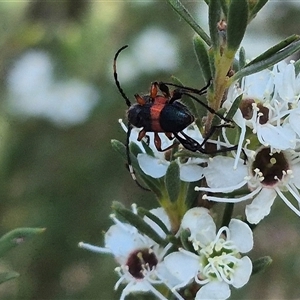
195 148 300 224
223 64 298 163
79 207 183 300
164 207 253 300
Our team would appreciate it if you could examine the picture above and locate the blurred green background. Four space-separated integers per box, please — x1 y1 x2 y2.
0 1 299 299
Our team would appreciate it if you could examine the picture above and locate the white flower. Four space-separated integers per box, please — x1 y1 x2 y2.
224 64 297 161
164 207 253 300
195 147 300 224
79 206 183 300
119 120 207 182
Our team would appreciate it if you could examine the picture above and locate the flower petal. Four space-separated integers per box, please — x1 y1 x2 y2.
228 219 253 253
290 162 300 189
179 163 204 182
204 156 248 189
163 251 199 287
120 281 151 300
137 153 169 178
105 224 145 262
245 188 276 224
181 208 216 249
231 256 252 288
259 124 296 150
196 281 231 300
289 108 300 137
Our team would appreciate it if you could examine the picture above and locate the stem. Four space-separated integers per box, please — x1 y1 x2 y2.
205 53 233 135
221 203 234 227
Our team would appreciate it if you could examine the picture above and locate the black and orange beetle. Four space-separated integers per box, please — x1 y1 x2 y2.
113 45 235 189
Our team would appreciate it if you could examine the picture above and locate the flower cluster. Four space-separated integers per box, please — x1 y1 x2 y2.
79 0 300 299
196 61 300 224
79 207 253 300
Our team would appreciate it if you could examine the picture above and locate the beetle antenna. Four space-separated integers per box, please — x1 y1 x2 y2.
113 45 132 108
126 123 151 191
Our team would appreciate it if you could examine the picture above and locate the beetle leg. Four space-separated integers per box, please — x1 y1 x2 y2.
154 132 162 151
154 133 177 152
165 132 174 140
137 129 147 141
150 82 158 99
157 82 171 98
134 93 146 105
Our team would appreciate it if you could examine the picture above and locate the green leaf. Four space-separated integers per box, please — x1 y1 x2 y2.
249 0 268 21
141 140 154 157
193 35 212 82
165 161 180 203
167 0 211 46
180 229 194 252
185 181 199 209
138 207 171 236
111 139 164 196
252 256 272 275
208 0 221 51
226 0 248 52
239 47 246 70
294 59 300 76
231 37 300 82
225 94 243 120
0 228 45 258
243 35 299 68
112 204 167 246
0 271 19 284
219 0 230 18
221 203 234 227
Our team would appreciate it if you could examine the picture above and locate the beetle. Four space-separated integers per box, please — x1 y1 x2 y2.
113 45 236 189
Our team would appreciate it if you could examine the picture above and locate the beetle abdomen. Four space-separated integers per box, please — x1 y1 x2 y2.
160 102 194 132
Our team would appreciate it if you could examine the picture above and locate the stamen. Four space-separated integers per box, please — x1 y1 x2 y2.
118 119 128 132
195 178 247 193
202 186 261 203
78 242 110 254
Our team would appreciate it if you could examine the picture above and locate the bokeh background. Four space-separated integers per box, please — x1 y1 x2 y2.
0 1 299 299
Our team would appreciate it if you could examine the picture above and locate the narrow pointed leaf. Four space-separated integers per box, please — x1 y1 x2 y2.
167 0 211 46
112 204 166 246
180 229 195 252
165 161 180 203
252 256 272 275
294 59 300 75
0 271 19 284
185 181 199 209
193 35 212 82
138 207 171 236
244 35 299 68
249 0 268 21
219 0 229 18
141 140 154 157
226 0 248 52
208 0 221 51
111 139 164 196
225 94 243 120
231 38 300 82
0 228 45 257
239 47 246 70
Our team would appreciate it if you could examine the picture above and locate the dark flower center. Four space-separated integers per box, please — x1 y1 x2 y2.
126 248 158 279
239 99 269 124
252 147 289 186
